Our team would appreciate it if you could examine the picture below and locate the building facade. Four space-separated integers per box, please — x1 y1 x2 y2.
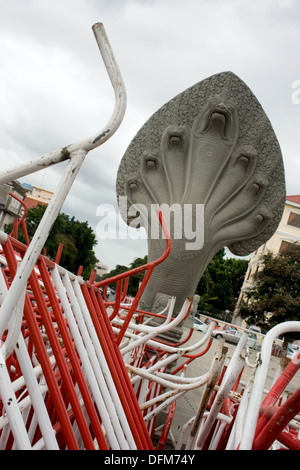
22 183 54 209
94 261 108 278
0 181 27 230
233 195 300 325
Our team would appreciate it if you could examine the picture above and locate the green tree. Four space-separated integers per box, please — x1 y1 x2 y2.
5 204 98 279
196 249 248 315
239 243 300 340
127 256 148 296
101 256 148 296
100 250 248 313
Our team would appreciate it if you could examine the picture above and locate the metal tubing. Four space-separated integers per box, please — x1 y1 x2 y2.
0 149 86 341
52 267 121 449
29 265 97 449
0 257 26 360
71 278 136 449
23 294 79 449
0 23 126 185
0 266 59 449
0 349 32 449
156 367 187 450
139 339 227 413
239 321 300 450
119 298 180 356
0 21 127 340
276 430 300 450
117 311 214 357
37 259 108 450
8 192 30 245
92 289 154 450
81 284 152 449
254 348 300 438
1 235 79 449
143 389 186 422
253 387 300 450
60 272 128 449
185 344 227 450
171 340 214 375
194 333 247 449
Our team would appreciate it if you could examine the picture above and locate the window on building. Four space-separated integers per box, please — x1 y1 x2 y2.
279 240 294 254
253 265 260 279
287 212 300 229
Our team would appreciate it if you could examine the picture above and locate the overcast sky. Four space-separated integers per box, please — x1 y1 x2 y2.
1 0 300 271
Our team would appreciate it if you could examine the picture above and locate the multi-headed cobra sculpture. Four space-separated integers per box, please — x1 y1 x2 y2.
116 72 286 315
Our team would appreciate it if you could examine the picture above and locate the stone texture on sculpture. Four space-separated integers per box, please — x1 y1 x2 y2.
116 72 286 314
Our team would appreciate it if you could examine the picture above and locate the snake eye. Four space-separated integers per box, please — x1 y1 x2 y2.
146 159 156 169
168 134 183 149
143 153 158 170
128 181 139 191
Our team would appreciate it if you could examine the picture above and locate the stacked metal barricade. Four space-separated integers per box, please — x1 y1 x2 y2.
0 22 299 451
1 224 300 450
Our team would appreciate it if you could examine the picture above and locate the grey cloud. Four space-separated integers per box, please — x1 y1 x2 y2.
1 0 300 270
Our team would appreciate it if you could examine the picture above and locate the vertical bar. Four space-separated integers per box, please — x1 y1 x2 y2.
195 335 247 449
95 288 154 449
115 267 154 346
1 236 79 449
0 349 32 449
72 277 135 449
82 284 152 449
52 267 120 449
0 267 59 449
0 149 87 340
37 259 107 450
24 283 80 450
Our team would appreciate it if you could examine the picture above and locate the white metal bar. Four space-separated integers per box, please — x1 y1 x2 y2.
0 22 126 339
0 349 32 449
226 370 256 450
0 274 58 449
0 149 85 339
0 23 126 185
127 321 216 390
113 296 184 339
208 419 230 450
185 342 227 450
0 422 11 450
71 276 137 449
175 416 195 450
143 389 186 422
15 335 59 449
119 298 176 356
0 269 26 360
118 313 215 358
194 333 247 449
140 339 226 414
52 267 124 450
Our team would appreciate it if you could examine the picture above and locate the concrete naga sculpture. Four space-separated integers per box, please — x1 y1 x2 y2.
116 72 286 314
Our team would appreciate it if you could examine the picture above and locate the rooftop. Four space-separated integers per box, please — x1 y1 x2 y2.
286 195 300 205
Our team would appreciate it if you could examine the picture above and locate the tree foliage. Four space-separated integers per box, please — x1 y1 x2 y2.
101 249 248 312
101 256 148 296
5 204 98 279
196 248 248 315
239 243 300 337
